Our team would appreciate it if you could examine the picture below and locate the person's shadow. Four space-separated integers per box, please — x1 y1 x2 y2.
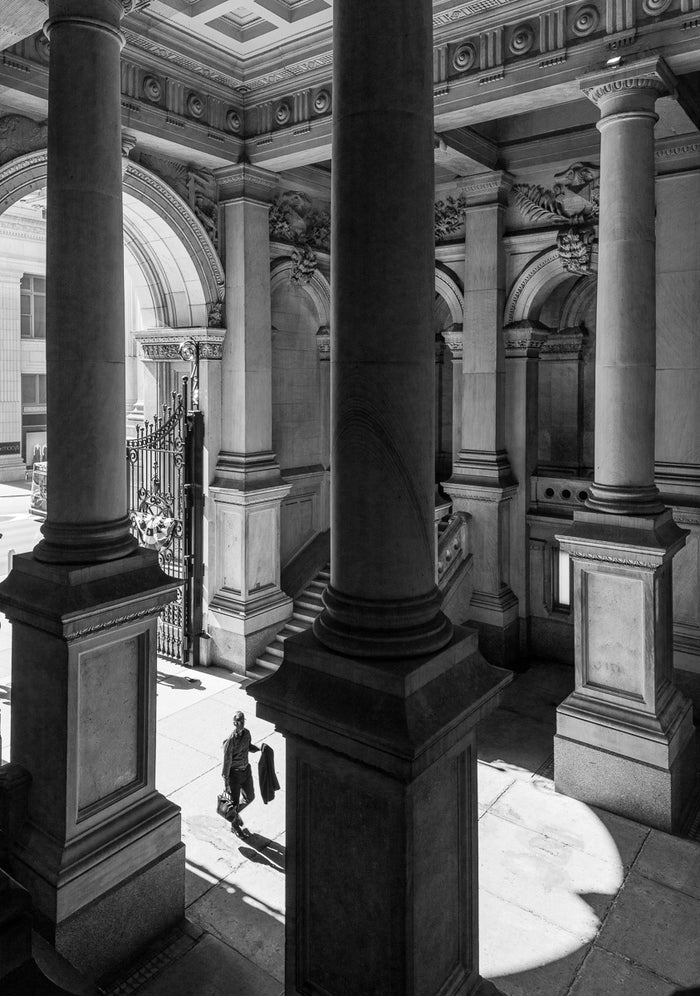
239 835 285 872
156 671 203 691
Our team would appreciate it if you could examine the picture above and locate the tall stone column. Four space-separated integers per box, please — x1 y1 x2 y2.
554 57 696 832
504 322 549 654
0 267 26 480
316 324 331 531
444 172 519 668
208 164 292 672
0 0 184 977
249 2 510 994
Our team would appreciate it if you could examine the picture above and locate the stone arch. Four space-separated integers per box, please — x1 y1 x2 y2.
0 149 224 329
435 265 464 329
504 244 598 326
270 256 331 328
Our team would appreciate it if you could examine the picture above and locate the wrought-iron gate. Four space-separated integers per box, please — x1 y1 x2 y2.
126 376 204 666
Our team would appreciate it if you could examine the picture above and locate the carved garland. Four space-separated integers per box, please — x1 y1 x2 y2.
269 190 330 284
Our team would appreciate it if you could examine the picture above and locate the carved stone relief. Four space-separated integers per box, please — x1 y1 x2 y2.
0 115 47 167
134 152 218 246
511 162 600 274
434 193 467 243
268 190 330 284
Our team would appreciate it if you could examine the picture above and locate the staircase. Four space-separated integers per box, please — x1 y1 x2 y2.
246 565 330 681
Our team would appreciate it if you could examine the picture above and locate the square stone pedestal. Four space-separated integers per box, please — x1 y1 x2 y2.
249 625 512 996
554 509 697 832
0 550 186 979
208 480 292 672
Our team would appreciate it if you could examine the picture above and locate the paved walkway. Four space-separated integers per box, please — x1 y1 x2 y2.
2 628 700 995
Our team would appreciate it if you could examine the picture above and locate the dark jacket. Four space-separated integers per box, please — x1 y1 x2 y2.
257 743 280 804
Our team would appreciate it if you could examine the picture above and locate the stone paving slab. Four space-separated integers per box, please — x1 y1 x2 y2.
595 871 700 988
568 947 681 996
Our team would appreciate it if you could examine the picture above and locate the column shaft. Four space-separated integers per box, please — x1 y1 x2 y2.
36 0 135 562
314 0 451 657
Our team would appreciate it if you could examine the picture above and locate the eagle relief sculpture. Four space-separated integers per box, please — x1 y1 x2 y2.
268 190 330 284
511 162 600 275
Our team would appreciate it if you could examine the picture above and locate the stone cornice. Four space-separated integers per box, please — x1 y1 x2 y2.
457 169 514 205
503 320 550 356
443 325 464 358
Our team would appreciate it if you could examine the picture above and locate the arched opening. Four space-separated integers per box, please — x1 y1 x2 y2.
0 151 224 463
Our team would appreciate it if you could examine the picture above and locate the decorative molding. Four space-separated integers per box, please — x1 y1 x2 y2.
540 327 585 357
503 321 549 355
216 162 280 203
443 325 464 359
135 328 224 361
433 1 514 26
66 605 160 642
458 169 513 204
556 225 596 275
564 548 654 569
581 57 677 107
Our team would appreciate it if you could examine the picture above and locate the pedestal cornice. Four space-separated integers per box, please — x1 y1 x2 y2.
215 163 280 205
556 507 687 569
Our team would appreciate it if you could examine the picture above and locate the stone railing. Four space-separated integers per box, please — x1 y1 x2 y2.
436 511 469 590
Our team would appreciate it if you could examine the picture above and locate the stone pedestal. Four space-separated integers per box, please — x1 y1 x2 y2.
0 550 184 977
208 164 291 671
445 172 519 668
251 627 511 996
555 510 695 831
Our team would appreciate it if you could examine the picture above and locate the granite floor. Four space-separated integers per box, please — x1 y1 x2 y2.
1 600 700 995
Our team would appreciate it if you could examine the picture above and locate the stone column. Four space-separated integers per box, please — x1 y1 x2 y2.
0 0 184 977
555 57 696 832
538 327 585 474
249 2 510 994
444 172 519 668
316 324 331 532
0 267 26 479
504 322 549 655
208 164 292 673
443 323 463 463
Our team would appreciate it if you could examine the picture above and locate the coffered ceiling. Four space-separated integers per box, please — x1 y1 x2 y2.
145 0 332 61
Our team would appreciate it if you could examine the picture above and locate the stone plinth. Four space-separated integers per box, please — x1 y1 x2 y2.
0 550 185 978
554 509 696 831
250 626 512 996
208 480 292 673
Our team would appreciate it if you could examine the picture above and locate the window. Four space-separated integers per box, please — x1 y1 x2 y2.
20 274 46 339
555 547 572 610
21 374 47 408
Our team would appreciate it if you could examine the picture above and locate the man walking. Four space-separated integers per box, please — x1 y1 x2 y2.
222 711 260 838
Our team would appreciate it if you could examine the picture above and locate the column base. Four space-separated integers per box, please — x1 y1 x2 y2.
208 588 292 673
554 720 697 833
250 626 512 996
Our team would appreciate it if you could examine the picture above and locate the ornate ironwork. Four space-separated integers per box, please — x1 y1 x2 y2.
126 378 204 665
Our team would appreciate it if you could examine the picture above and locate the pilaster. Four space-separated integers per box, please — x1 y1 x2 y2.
538 326 585 475
504 321 549 656
554 57 697 830
0 267 26 480
209 162 291 672
443 324 463 464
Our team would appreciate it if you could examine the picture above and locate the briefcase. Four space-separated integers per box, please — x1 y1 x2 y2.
217 792 235 822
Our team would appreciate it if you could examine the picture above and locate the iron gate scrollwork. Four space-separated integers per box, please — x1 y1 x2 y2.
126 376 204 665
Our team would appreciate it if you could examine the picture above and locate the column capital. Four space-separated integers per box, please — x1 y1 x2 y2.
503 320 550 358
316 324 330 361
540 325 585 360
581 56 676 115
443 323 463 359
215 163 280 205
457 170 514 207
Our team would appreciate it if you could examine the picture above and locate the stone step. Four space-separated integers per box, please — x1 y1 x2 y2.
295 593 324 611
306 580 327 593
292 610 316 625
252 654 279 674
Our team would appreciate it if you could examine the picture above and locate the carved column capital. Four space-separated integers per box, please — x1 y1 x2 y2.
442 324 463 359
540 326 585 360
457 170 514 207
316 324 330 361
215 163 280 205
581 56 676 117
503 320 550 358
